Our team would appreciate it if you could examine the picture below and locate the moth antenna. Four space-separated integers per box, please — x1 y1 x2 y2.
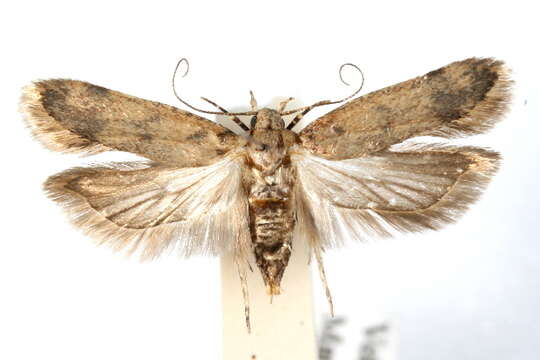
200 96 250 132
285 62 365 130
277 97 294 113
338 62 363 87
200 96 225 111
171 58 258 116
249 90 258 111
235 254 252 333
314 247 334 317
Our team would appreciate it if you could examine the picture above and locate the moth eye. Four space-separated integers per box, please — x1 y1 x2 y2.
255 143 267 151
250 116 257 129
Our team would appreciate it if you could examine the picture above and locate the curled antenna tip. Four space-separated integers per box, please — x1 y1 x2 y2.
283 61 366 128
339 62 363 87
170 59 258 116
173 58 190 78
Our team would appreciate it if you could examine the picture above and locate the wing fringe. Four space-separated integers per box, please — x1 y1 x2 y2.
20 81 109 155
293 144 500 249
426 58 513 138
373 144 500 233
43 161 250 260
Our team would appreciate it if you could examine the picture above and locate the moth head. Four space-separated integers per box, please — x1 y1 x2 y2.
250 108 285 130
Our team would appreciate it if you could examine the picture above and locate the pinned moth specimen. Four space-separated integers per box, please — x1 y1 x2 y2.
21 58 511 331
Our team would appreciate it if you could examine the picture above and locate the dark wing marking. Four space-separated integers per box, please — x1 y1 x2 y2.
299 58 511 160
21 79 244 167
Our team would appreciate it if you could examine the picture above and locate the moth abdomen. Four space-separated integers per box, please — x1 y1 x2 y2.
249 196 295 295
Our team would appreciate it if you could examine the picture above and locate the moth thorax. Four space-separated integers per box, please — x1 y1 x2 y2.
251 108 285 130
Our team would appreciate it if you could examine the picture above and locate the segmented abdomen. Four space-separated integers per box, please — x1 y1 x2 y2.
248 192 295 294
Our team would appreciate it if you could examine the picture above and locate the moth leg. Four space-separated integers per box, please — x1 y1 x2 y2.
234 251 252 333
313 246 335 317
307 246 313 265
200 96 249 132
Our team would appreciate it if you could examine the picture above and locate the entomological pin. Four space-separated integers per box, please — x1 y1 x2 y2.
21 58 511 331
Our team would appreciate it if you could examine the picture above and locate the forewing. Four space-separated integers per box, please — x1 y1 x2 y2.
292 145 499 248
44 154 250 259
21 79 243 167
299 58 511 159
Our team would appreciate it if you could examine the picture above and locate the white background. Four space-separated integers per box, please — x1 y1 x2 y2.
1 1 538 359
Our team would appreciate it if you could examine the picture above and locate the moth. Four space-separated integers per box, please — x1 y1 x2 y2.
21 58 511 331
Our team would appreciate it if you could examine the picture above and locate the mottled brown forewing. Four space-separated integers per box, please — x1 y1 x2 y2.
300 58 511 159
21 79 243 167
